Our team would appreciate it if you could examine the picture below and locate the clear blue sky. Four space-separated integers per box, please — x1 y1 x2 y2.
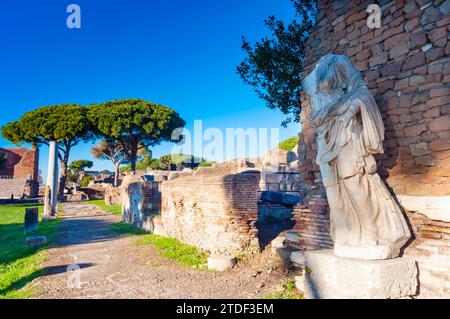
0 0 300 178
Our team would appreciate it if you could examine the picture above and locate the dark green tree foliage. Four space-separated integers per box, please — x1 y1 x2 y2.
157 154 204 170
277 136 300 151
89 99 186 172
69 160 94 172
1 104 93 194
237 0 317 126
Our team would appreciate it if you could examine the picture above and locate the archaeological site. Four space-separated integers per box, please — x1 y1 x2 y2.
0 0 448 304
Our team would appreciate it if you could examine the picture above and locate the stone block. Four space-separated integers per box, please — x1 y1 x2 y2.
207 255 236 271
297 250 418 299
274 247 295 263
270 234 286 254
24 207 38 234
290 250 305 267
25 235 47 248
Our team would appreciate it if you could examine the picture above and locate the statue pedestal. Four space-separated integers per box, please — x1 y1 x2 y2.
296 250 418 299
334 243 404 260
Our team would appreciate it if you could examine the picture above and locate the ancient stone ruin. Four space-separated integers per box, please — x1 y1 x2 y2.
0 147 39 199
293 0 449 298
110 0 449 299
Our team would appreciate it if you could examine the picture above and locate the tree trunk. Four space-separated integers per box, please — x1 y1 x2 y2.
114 163 120 187
130 142 138 172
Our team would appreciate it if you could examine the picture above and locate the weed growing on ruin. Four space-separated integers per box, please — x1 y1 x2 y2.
0 205 61 299
135 234 209 269
263 279 304 299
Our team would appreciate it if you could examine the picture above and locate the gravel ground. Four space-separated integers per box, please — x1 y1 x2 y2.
31 202 291 299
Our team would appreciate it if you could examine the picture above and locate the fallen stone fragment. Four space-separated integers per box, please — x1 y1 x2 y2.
207 255 236 271
25 235 48 248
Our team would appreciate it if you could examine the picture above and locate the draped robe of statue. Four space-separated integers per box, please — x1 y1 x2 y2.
303 54 410 260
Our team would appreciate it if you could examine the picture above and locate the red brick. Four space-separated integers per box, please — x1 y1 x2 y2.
429 116 450 132
429 139 450 152
404 124 428 136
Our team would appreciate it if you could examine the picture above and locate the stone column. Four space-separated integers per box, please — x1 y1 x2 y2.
44 141 59 218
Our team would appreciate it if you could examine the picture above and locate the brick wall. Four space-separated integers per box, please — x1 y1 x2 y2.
298 0 449 193
292 195 333 250
295 0 449 298
122 181 161 231
257 201 295 247
0 147 39 180
158 172 260 255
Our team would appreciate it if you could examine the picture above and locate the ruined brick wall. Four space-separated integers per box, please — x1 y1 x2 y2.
296 0 450 298
299 0 449 194
292 196 333 250
403 210 450 297
104 186 122 205
257 201 295 247
158 172 260 255
0 147 39 180
122 181 162 230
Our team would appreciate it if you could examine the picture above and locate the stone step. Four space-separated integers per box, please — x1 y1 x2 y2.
0 178 27 199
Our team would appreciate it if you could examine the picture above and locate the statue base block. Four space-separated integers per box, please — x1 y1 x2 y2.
334 243 403 260
296 250 418 299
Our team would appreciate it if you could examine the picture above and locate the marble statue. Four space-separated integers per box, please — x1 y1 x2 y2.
303 54 411 260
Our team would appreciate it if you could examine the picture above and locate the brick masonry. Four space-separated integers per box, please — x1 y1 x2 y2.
294 0 450 298
158 172 260 255
0 147 39 180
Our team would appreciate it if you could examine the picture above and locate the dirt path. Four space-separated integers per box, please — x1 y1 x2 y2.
32 202 290 299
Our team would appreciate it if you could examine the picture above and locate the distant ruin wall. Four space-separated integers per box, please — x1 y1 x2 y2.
0 147 39 180
295 0 450 298
158 172 260 255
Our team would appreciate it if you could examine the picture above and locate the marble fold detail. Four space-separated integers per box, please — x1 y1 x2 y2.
302 54 410 260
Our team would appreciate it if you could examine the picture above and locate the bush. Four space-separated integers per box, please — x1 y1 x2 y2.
277 136 299 152
197 161 215 168
79 175 93 187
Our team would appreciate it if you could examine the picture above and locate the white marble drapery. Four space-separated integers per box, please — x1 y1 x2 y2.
303 54 410 260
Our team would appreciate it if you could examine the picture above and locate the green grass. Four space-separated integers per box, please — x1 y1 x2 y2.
109 221 208 269
0 204 61 299
264 279 304 299
135 234 209 269
93 199 209 270
110 222 147 235
89 199 122 216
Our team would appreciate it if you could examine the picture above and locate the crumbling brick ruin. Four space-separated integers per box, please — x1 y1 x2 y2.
294 0 449 298
119 152 302 255
0 147 39 199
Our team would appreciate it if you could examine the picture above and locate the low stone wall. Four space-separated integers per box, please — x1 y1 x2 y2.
157 172 260 255
122 181 161 231
105 186 123 205
403 211 450 297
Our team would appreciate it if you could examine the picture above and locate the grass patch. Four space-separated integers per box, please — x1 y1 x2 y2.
89 199 122 216
104 203 208 270
0 204 61 299
264 279 304 299
136 234 209 269
110 222 147 235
